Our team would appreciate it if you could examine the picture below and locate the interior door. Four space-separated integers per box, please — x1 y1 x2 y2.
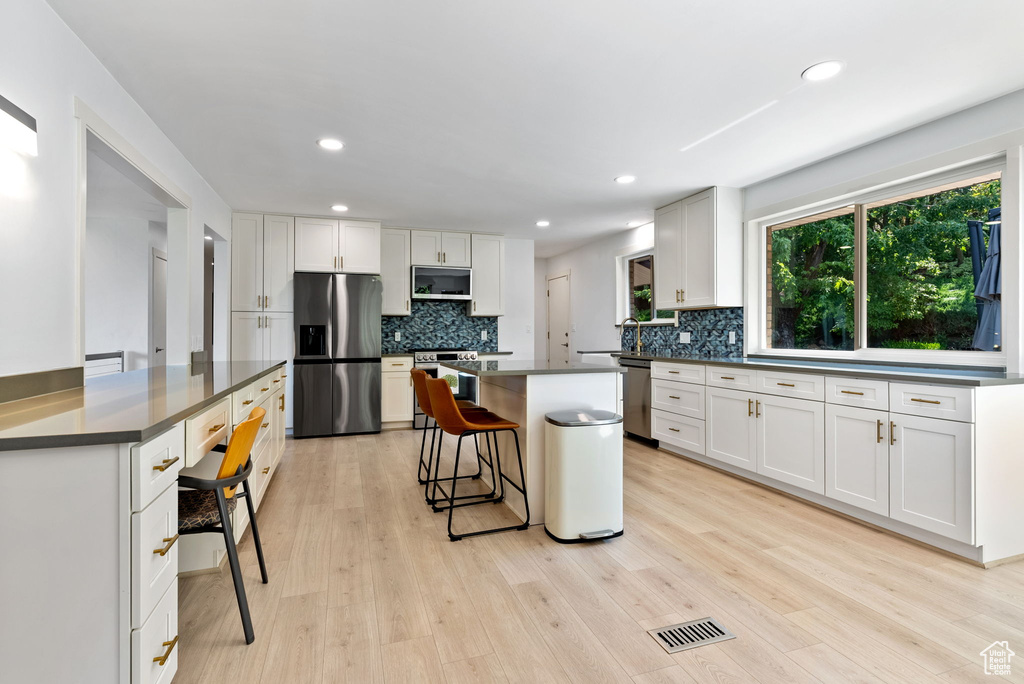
262 215 294 311
706 387 756 471
230 213 263 311
547 274 571 365
150 251 167 367
757 394 825 494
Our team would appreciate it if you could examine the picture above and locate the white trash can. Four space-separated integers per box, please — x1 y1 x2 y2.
544 409 624 543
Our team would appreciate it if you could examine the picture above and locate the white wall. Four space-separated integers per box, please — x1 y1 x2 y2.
496 238 535 359
540 224 654 356
534 257 548 360
0 0 231 377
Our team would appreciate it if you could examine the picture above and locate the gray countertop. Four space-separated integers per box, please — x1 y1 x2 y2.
615 352 1024 387
440 360 625 377
0 361 286 451
382 351 514 357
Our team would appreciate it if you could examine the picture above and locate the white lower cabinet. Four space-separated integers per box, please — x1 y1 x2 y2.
890 414 974 544
131 485 179 629
705 387 757 472
756 394 825 494
825 404 889 516
132 581 178 684
382 359 414 423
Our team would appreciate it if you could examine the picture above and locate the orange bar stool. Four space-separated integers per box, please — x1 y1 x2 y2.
426 377 531 541
410 369 496 505
177 407 269 644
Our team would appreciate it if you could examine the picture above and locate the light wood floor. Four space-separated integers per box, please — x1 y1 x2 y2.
175 430 1024 683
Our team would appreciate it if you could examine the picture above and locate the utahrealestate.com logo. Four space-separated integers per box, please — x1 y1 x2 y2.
980 641 1015 676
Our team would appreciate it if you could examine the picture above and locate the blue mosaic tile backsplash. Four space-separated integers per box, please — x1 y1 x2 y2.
382 301 498 353
621 307 744 357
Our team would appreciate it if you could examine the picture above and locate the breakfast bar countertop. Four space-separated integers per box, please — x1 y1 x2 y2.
0 361 286 451
440 360 625 376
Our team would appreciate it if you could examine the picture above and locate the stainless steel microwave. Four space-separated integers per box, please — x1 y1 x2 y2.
411 266 472 300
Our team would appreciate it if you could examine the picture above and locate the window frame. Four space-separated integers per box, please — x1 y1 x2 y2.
615 247 678 327
751 158 1007 366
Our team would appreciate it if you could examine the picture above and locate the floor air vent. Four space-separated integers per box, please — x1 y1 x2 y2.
648 617 736 653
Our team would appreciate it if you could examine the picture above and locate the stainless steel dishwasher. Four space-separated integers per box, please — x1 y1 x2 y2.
619 356 652 439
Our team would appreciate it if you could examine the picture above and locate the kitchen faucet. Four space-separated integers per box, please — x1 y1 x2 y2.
620 317 643 353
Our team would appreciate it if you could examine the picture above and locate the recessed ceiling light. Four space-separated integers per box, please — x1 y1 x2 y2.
627 220 646 228
317 138 344 151
614 175 636 184
204 235 213 241
536 220 550 228
801 60 844 82
331 204 349 212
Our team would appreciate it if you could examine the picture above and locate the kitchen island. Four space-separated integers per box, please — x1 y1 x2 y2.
439 360 624 523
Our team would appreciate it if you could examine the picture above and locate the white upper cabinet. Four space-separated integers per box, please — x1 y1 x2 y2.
470 234 504 316
231 213 294 312
653 187 742 310
410 230 473 267
381 228 411 316
262 215 294 311
295 217 381 274
230 312 264 361
295 217 339 272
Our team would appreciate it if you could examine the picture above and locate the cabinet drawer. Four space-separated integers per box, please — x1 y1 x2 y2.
652 409 705 455
825 376 889 410
252 407 273 456
756 370 824 401
132 423 184 512
132 484 178 629
254 374 275 404
267 368 285 393
232 382 257 425
185 398 231 467
889 383 973 423
706 365 756 390
651 379 705 419
384 357 414 373
132 581 178 684
651 362 705 384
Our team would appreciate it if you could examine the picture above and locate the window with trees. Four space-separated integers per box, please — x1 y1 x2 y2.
766 170 1002 355
627 254 675 323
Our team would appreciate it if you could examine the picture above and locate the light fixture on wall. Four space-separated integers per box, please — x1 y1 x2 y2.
0 94 37 156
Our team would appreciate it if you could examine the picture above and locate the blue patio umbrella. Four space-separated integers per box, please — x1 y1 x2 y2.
972 208 1001 351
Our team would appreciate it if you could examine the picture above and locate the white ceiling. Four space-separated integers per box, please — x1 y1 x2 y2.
49 0 1024 256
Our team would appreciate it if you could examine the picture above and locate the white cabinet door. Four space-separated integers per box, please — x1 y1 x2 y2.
295 217 339 272
340 220 381 274
470 234 504 316
231 312 264 361
381 228 411 315
890 414 973 543
680 188 715 308
825 404 888 515
381 372 414 422
231 213 263 311
757 394 825 494
265 313 294 429
653 201 682 310
262 215 294 311
411 230 442 265
441 231 472 267
706 387 756 472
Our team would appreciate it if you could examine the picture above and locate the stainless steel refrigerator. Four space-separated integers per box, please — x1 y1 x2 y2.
293 273 382 437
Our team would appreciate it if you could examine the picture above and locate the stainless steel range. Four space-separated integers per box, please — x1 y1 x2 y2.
413 348 479 429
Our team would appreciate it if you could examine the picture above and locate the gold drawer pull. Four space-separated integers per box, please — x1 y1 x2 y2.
262 422 270 428
668 427 680 432
153 635 179 666
748 398 753 416
152 534 179 557
392 363 405 366
262 466 270 474
668 370 680 374
273 379 280 383
876 419 884 443
152 457 179 472
720 376 735 380
668 395 680 400
261 387 270 392
841 390 864 396
242 399 254 406
282 374 288 378
777 382 795 387
208 423 225 433
910 398 941 405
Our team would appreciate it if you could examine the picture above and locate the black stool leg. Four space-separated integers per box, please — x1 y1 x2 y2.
417 417 431 484
216 489 254 644
447 434 466 541
509 429 531 528
241 479 268 584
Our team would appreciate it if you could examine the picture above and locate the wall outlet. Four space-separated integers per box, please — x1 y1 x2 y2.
481 330 487 341
394 331 401 342
679 331 691 344
729 331 736 344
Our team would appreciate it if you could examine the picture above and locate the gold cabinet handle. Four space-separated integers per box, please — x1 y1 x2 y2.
242 399 254 405
841 390 864 396
777 382 795 387
265 295 269 308
334 256 337 269
273 379 280 383
667 370 679 374
209 423 225 433
152 534 179 557
437 251 441 262
340 255 343 269
910 398 941 405
279 395 285 411
668 395 680 400
281 374 288 378
442 252 446 263
152 456 179 472
473 301 477 312
876 419 884 444
261 387 270 392
406 300 409 311
680 290 685 301
890 421 896 446
756 400 761 418
153 635 179 666
721 376 735 380
257 316 261 329
262 422 270 428
748 398 753 416
262 466 270 474
668 427 680 432
391 363 404 366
